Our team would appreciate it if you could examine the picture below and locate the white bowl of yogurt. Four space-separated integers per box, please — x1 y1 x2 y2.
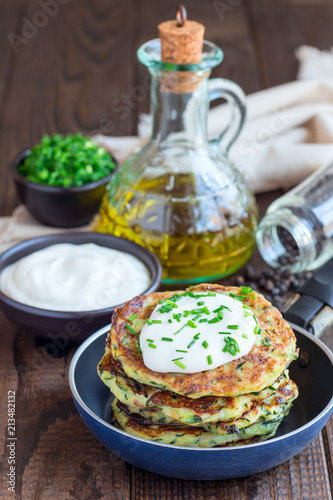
0 233 162 341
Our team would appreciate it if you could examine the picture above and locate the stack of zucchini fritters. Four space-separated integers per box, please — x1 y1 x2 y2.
98 284 299 448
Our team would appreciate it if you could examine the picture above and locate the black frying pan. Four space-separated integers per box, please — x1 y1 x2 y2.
69 260 333 480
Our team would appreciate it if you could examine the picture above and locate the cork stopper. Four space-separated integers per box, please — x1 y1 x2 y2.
158 5 205 64
157 5 205 93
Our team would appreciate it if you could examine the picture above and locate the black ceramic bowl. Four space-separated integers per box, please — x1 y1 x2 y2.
12 149 117 228
0 232 162 341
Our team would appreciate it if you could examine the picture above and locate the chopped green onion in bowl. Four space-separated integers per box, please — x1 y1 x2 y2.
18 133 116 187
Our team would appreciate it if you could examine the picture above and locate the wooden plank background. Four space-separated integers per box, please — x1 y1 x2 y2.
0 1 332 499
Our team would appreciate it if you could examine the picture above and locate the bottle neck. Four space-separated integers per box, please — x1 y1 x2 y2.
150 69 210 147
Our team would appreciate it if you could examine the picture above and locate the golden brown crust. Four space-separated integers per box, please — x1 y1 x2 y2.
105 284 298 397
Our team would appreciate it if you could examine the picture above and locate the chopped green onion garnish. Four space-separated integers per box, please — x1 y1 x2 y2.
151 319 162 324
240 286 252 294
187 340 196 349
207 355 213 365
174 324 186 335
254 325 262 335
208 318 219 324
173 312 182 322
176 349 188 353
242 334 248 339
166 299 178 308
128 313 137 321
148 343 156 349
183 310 190 317
217 311 223 320
161 337 173 342
172 356 183 361
202 340 209 349
197 301 205 306
146 338 154 342
192 314 202 321
168 319 172 323
187 320 197 328
219 331 229 335
172 294 182 302
159 299 166 304
199 318 208 323
193 333 201 340
243 304 252 310
253 315 259 325
125 324 137 335
244 312 252 317
229 293 243 302
227 325 239 330
173 360 186 370
146 319 152 325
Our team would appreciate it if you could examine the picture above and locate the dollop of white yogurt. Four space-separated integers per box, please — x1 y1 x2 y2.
140 292 258 373
0 243 150 311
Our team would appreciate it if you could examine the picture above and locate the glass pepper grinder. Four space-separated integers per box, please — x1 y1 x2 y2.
97 6 258 284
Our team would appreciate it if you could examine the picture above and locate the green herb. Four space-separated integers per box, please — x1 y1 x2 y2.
187 320 197 328
168 319 172 323
128 313 137 321
159 299 166 304
253 315 259 326
219 331 229 335
223 336 240 355
199 318 208 323
207 355 213 365
125 324 136 335
229 293 243 302
263 337 272 346
242 334 248 339
174 324 186 335
236 361 246 369
190 307 210 315
213 305 229 313
187 340 196 349
176 349 188 353
151 320 162 324
172 357 183 361
208 318 219 324
146 338 154 342
161 337 173 342
146 319 152 325
148 343 156 349
171 294 182 302
173 360 186 370
202 340 209 349
227 325 239 330
240 286 252 295
19 133 116 187
173 313 182 322
217 311 224 320
254 326 262 335
243 304 252 310
183 311 190 317
193 333 201 340
192 314 202 321
197 301 205 306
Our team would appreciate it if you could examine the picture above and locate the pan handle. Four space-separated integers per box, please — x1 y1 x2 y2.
283 258 333 337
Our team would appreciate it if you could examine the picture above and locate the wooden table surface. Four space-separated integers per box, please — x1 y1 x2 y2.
0 1 333 499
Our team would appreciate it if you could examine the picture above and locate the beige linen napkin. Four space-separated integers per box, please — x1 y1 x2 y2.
2 46 333 252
